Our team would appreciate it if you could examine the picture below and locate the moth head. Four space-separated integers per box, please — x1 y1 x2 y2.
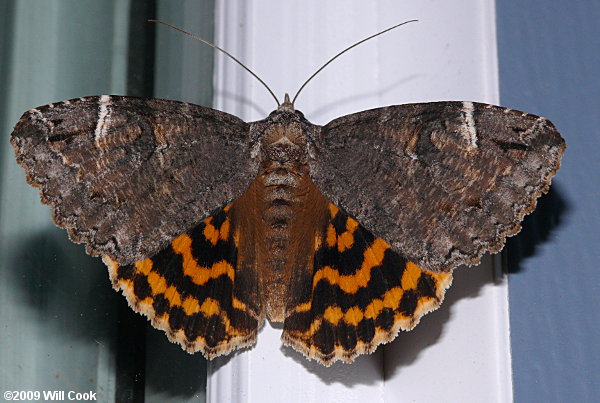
248 105 314 166
277 93 295 113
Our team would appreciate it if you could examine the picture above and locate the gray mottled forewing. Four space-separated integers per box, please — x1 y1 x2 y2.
309 101 565 272
11 96 257 265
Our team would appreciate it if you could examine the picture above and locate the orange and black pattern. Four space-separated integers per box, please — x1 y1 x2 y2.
103 205 259 358
282 204 453 365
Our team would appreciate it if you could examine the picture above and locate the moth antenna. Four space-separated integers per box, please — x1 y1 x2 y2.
149 19 281 107
291 20 418 106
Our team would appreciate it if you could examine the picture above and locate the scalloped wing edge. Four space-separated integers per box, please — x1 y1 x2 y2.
282 270 453 366
103 256 261 359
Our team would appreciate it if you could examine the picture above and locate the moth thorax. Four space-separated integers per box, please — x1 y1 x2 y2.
262 121 307 163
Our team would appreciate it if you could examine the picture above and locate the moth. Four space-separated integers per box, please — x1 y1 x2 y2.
10 22 565 366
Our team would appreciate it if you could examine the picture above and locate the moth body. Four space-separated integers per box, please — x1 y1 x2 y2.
233 105 328 322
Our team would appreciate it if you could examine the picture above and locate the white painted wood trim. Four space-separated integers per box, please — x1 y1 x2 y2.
209 1 512 402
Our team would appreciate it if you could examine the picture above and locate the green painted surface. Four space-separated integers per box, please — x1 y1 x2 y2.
0 1 213 401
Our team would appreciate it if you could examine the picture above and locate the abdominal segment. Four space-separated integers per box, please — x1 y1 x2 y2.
229 163 330 322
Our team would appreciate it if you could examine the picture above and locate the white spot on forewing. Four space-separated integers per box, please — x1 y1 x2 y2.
28 108 54 129
95 95 111 146
460 101 478 149
521 116 547 140
29 108 43 119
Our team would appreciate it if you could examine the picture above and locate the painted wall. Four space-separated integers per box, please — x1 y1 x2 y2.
496 2 600 402
208 1 512 402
